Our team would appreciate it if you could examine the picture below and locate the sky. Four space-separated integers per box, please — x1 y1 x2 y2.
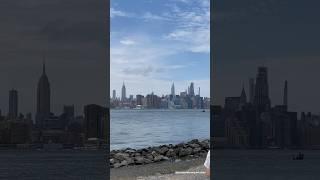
0 0 107 116
110 0 210 98
213 0 320 114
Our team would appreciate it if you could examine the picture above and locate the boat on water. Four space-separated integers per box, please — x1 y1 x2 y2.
293 152 304 160
133 105 144 110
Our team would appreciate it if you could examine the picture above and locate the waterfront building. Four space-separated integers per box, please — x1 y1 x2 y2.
9 89 18 119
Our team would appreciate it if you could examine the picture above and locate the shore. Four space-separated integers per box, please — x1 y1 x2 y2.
110 139 209 179
111 157 208 180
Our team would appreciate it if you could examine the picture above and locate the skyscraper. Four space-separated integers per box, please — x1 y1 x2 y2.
240 85 247 106
36 61 51 127
121 82 126 101
9 89 18 119
171 83 175 97
112 90 116 100
249 78 255 104
84 104 107 141
253 67 271 112
283 80 288 107
189 82 195 96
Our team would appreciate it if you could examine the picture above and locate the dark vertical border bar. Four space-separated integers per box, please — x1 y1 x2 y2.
210 0 214 179
106 0 110 179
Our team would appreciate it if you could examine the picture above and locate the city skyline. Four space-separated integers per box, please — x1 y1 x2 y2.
112 81 208 99
0 61 105 117
0 0 107 116
110 0 210 98
214 0 320 114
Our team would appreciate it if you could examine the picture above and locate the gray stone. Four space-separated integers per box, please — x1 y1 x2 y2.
189 143 200 148
193 147 202 154
114 152 130 161
166 149 176 157
179 147 193 157
113 163 122 168
158 146 169 155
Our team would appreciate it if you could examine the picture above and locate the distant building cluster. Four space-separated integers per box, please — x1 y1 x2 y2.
0 62 107 148
111 82 210 109
213 67 320 149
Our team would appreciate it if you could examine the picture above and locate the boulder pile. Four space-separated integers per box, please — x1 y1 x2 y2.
109 139 209 168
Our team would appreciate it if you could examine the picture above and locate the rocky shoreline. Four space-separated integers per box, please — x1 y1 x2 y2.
110 139 209 168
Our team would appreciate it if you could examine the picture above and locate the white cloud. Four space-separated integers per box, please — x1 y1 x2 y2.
110 8 131 18
142 12 171 21
120 39 136 45
164 0 210 53
110 1 210 97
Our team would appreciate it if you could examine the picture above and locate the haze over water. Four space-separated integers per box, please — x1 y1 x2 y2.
110 109 210 150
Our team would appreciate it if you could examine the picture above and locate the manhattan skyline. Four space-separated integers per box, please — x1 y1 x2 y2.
112 81 209 99
110 0 210 98
0 0 107 115
214 0 320 114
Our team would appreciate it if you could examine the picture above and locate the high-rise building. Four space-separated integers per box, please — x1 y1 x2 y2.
253 67 271 112
112 90 116 100
36 61 51 127
249 78 255 103
121 82 126 101
240 85 247 106
171 83 175 97
84 104 107 141
189 82 195 96
9 89 18 119
283 80 288 107
136 95 144 105
63 105 75 118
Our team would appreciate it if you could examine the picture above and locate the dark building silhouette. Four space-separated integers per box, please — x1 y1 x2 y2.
9 89 18 119
36 62 51 128
249 78 255 104
84 104 107 142
213 67 304 149
253 67 271 112
283 80 288 107
240 85 247 106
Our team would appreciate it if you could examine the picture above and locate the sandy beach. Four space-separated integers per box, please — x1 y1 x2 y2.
110 157 209 180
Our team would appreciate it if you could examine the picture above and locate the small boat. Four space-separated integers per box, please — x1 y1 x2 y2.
202 110 206 112
293 152 304 160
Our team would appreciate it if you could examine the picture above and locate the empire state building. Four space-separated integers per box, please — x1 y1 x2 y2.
36 62 51 127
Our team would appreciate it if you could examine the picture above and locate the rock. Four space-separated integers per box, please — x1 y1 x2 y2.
179 147 193 157
110 158 115 164
153 154 165 162
189 143 200 149
120 160 128 166
146 154 154 161
166 149 176 157
124 157 134 165
189 139 199 144
125 148 136 154
193 147 202 154
113 163 122 168
114 153 130 161
134 156 148 165
158 146 169 155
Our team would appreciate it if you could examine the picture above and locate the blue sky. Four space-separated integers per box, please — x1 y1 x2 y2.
110 0 210 97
